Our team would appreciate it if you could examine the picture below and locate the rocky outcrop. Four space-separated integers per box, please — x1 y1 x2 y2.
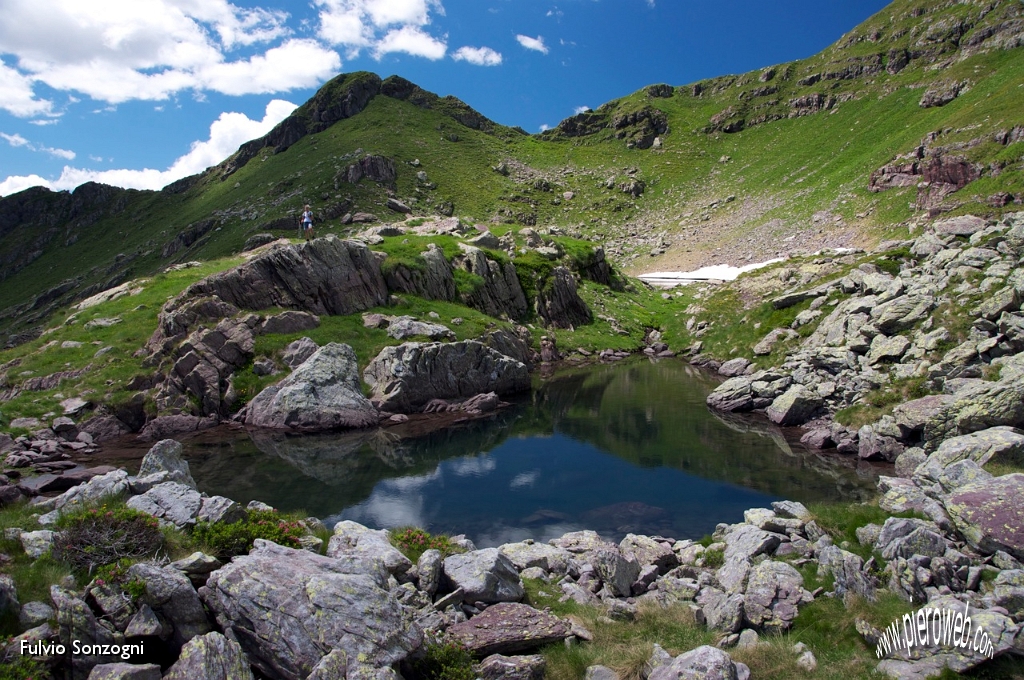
456 246 529 321
944 474 1024 560
382 244 456 301
442 549 525 604
173 237 387 317
244 343 378 431
363 340 530 413
535 267 592 329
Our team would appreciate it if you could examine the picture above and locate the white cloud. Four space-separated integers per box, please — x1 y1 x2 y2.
539 123 550 131
2 131 75 159
315 0 446 59
510 470 539 489
29 119 59 126
452 46 502 66
0 174 49 196
0 98 296 196
200 39 341 95
42 145 75 160
516 34 549 54
573 105 590 114
374 26 446 60
0 60 54 117
0 0 338 106
1 132 29 147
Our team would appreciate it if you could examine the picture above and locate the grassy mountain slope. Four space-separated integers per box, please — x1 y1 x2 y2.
1 0 1022 343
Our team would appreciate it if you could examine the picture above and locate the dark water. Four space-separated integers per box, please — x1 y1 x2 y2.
181 359 882 547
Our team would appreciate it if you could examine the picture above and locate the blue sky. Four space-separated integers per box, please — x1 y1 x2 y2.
0 0 890 197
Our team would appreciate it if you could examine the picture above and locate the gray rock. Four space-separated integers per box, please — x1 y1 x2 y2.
867 334 911 365
753 328 798 356
706 375 756 412
443 548 524 603
281 337 319 368
589 546 641 597
200 540 420 680
137 439 196 490
535 266 592 329
723 525 782 562
52 585 117 679
326 520 413 578
871 295 935 334
168 552 223 587
934 215 988 236
417 549 442 597
698 589 744 633
1 575 19 620
260 311 320 336
386 316 455 341
448 602 569 656
943 473 1024 560
742 561 808 633
716 557 751 594
20 529 55 558
457 245 530 320
874 517 947 560
383 244 456 302
895 447 927 478
477 654 546 680
162 631 254 680
936 459 993 493
19 600 54 629
37 470 130 523
771 500 811 522
126 482 202 529
499 541 572 575
585 666 619 680
127 563 211 652
87 663 162 680
816 545 878 601
718 358 751 378
649 644 747 680
765 385 822 426
197 496 246 524
246 343 379 431
124 604 165 639
928 426 1024 471
364 340 529 413
619 534 678 574
175 236 387 316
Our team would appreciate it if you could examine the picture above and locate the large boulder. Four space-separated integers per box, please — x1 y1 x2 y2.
765 385 822 426
126 563 212 652
199 540 421 680
363 341 529 413
498 542 573 576
943 474 1024 560
924 377 1024 443
174 236 387 316
741 561 809 633
386 316 455 341
126 482 202 529
326 521 413 578
137 439 196 490
245 343 379 431
925 426 1024 473
447 602 569 657
442 548 525 604
37 470 130 524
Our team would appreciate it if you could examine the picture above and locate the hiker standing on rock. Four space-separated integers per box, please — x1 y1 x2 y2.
301 205 314 241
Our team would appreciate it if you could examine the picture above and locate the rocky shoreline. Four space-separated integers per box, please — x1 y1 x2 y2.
2 430 1022 679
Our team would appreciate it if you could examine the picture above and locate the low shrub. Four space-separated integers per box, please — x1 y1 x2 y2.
406 638 475 680
192 509 306 561
389 527 464 564
51 505 163 574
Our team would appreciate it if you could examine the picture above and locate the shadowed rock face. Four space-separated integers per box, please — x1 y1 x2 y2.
363 340 530 413
178 236 387 317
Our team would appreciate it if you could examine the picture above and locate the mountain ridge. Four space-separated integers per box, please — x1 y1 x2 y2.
0 0 1022 343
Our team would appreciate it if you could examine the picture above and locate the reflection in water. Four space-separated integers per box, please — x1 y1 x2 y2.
183 359 883 546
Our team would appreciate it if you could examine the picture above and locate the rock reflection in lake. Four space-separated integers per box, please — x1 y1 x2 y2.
182 359 883 546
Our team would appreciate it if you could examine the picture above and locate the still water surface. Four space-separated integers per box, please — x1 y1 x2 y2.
182 360 882 547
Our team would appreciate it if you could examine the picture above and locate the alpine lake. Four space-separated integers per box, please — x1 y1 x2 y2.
169 358 883 547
